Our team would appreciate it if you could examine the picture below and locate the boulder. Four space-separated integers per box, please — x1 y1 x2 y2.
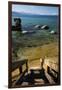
34 24 49 30
22 30 35 34
41 25 49 30
50 30 58 34
22 31 28 34
34 25 41 29
50 30 55 34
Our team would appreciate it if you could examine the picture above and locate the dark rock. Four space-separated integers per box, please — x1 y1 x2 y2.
41 25 49 30
34 25 41 29
12 18 22 31
34 24 49 30
14 18 21 26
22 30 35 34
50 30 55 34
50 30 58 34
54 31 58 35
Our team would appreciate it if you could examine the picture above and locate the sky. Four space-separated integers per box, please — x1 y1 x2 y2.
12 4 59 15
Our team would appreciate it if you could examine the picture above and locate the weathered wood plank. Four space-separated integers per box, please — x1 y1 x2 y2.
12 59 28 71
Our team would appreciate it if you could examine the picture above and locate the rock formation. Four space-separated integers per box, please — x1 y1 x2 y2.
34 25 41 29
34 24 49 30
12 18 22 31
41 25 49 30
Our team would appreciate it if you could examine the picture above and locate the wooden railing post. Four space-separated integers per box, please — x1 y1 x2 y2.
19 66 22 74
26 60 28 72
40 58 45 69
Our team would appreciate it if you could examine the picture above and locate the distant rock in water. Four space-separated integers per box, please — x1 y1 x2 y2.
41 25 49 30
22 31 28 34
34 25 41 29
50 30 55 34
34 24 49 30
12 18 22 31
22 30 35 34
50 30 58 34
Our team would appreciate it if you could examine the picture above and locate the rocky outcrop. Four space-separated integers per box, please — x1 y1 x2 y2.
34 24 49 30
12 18 22 31
41 25 49 30
34 25 41 29
50 30 55 34
22 30 35 34
50 30 58 34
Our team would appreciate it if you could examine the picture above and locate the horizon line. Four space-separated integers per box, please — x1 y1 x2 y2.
12 11 58 16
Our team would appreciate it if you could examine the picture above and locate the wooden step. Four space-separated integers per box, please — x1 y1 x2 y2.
45 71 55 84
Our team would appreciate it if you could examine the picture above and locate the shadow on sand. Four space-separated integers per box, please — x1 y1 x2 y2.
16 68 49 86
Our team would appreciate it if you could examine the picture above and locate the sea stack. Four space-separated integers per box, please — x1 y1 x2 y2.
12 18 22 31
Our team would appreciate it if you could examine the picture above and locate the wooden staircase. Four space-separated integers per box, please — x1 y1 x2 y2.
11 57 59 87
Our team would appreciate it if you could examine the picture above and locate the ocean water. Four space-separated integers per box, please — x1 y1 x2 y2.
12 13 59 61
12 13 59 48
12 14 59 32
